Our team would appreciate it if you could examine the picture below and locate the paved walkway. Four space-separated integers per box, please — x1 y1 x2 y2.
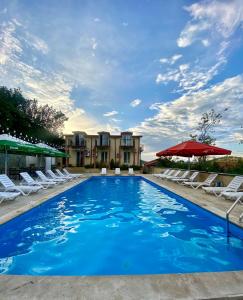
0 174 243 299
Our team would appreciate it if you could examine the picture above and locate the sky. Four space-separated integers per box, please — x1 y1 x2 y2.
0 0 243 161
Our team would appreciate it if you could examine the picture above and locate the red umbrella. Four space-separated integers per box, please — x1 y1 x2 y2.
156 140 231 157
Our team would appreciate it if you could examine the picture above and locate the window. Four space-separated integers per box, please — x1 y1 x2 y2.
75 134 86 146
101 151 108 162
98 133 109 146
121 135 132 146
124 151 130 164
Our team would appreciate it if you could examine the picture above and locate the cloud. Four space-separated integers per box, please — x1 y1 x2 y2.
177 0 243 48
156 40 227 94
160 54 182 65
132 75 243 158
130 98 142 107
91 37 98 50
103 110 118 117
94 18 100 22
0 19 114 136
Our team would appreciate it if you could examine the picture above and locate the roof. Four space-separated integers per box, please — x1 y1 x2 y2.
144 159 159 166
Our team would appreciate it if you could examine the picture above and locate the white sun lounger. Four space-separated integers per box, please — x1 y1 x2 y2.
128 168 134 175
184 173 218 190
157 169 176 179
115 168 121 175
36 171 60 184
63 168 83 178
0 174 42 196
221 191 243 201
177 171 199 185
202 176 243 197
56 169 73 181
153 169 170 178
0 192 21 204
100 168 107 175
170 170 190 182
163 170 181 180
46 170 67 182
20 172 56 189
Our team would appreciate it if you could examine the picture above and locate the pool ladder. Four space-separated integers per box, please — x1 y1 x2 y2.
226 196 243 238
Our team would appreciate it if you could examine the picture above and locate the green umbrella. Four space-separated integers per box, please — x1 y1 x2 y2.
0 135 46 173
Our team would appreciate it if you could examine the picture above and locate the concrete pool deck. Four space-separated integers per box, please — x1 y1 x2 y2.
0 173 243 299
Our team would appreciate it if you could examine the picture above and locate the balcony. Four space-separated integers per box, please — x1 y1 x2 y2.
120 139 134 148
96 141 110 149
69 141 87 149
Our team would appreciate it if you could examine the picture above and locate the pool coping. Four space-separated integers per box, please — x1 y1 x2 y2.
1 175 243 299
1 271 243 299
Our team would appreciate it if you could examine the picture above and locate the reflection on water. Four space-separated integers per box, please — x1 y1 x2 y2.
0 177 243 275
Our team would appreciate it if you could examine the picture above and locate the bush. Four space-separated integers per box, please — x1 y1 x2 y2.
110 159 115 170
120 164 128 170
153 157 243 175
131 165 141 171
84 164 94 169
100 161 107 168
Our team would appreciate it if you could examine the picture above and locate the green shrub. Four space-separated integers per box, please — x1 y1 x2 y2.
120 164 128 170
110 159 115 170
84 164 94 169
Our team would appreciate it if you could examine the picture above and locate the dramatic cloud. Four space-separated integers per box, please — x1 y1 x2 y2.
132 75 243 156
177 0 243 48
156 40 227 94
130 98 142 107
103 110 118 117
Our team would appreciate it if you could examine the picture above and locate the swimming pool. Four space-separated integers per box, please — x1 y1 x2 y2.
0 176 243 275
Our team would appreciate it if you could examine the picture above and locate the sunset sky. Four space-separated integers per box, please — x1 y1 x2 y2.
0 0 243 160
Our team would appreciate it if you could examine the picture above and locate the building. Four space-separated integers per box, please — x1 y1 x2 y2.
64 131 143 167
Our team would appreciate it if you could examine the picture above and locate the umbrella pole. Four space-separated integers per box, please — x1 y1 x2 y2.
188 157 191 170
5 148 8 175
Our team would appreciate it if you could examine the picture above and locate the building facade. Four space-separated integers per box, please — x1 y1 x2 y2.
64 131 143 167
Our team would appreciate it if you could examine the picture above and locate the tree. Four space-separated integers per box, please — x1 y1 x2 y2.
0 86 68 146
190 109 227 145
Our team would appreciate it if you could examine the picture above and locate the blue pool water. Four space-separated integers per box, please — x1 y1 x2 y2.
0 176 243 275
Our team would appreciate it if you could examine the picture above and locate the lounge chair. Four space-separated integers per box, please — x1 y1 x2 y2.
115 168 121 175
36 171 60 184
170 170 190 182
0 174 42 196
157 169 176 179
202 176 243 197
176 171 199 185
153 169 170 178
63 168 83 178
128 168 134 175
46 170 67 182
221 191 243 201
221 192 243 222
163 170 181 180
56 169 73 181
0 192 21 204
100 168 107 175
20 172 56 189
184 173 218 190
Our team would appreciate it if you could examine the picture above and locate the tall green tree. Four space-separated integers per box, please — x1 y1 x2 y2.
0 86 68 146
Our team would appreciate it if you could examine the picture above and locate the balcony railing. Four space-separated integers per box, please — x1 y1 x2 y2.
120 139 134 147
67 141 86 148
